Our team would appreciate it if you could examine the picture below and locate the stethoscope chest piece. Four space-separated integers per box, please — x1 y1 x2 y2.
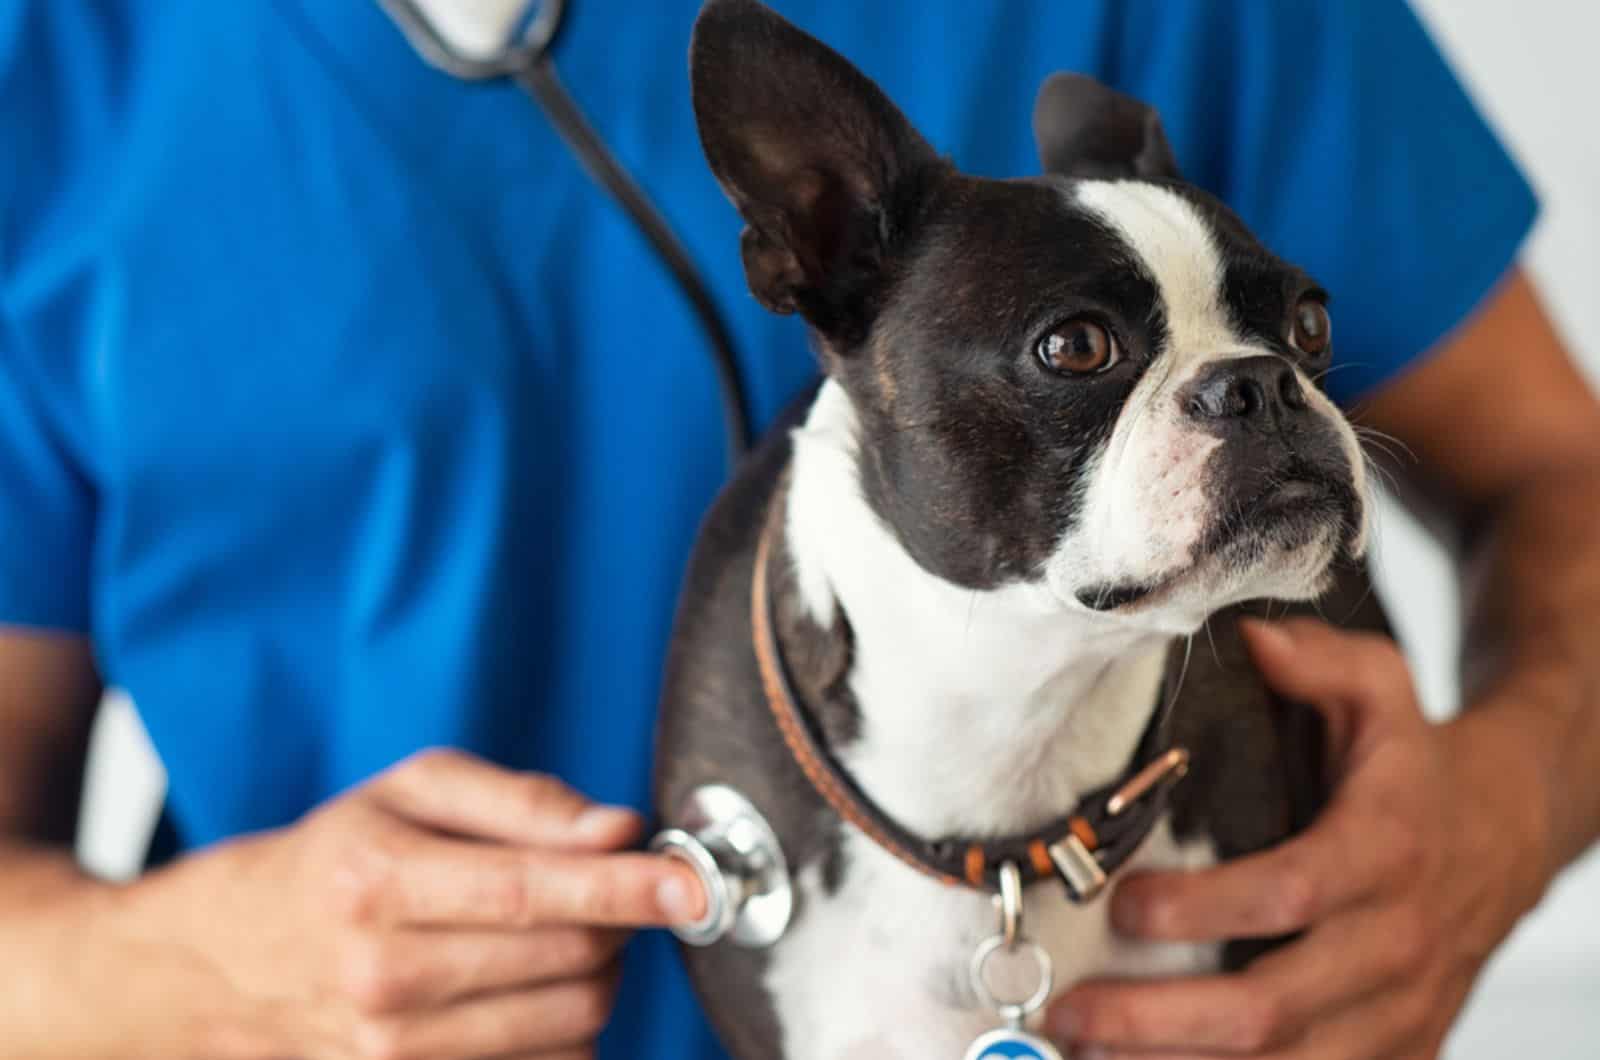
650 784 792 948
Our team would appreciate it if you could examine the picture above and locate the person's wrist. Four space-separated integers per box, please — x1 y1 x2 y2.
0 841 101 908
1439 703 1556 924
0 880 133 1058
88 852 270 1060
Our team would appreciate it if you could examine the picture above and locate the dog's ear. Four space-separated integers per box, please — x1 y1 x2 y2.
690 0 941 339
1032 73 1180 181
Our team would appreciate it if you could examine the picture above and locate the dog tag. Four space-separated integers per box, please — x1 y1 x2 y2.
965 931 1063 1060
965 864 1063 1059
962 1026 1065 1060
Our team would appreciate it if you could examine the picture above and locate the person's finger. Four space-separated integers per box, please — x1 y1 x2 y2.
1239 618 1415 737
368 968 622 1060
335 833 706 929
1071 1050 1223 1060
1049 973 1296 1057
339 927 628 1012
1108 794 1409 941
1274 964 1455 1060
367 749 642 851
1052 903 1417 1054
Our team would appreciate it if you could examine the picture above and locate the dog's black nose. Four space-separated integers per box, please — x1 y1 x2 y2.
1184 355 1309 427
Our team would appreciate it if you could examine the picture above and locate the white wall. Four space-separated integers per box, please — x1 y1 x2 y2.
78 0 1599 1052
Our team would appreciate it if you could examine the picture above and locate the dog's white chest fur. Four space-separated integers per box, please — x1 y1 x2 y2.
766 825 1219 1059
765 381 1223 1058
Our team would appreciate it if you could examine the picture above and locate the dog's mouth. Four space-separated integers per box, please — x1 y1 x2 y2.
1199 469 1360 558
1075 467 1361 613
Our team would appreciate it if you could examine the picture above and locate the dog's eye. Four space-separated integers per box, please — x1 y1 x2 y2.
1038 318 1118 375
1290 298 1331 357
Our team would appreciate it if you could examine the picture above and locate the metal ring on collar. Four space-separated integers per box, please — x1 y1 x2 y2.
969 933 1055 1025
998 859 1023 948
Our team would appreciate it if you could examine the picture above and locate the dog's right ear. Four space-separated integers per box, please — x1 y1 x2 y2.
690 0 941 340
1033 73 1181 181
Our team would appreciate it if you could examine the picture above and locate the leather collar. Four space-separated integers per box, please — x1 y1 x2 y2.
751 498 1190 899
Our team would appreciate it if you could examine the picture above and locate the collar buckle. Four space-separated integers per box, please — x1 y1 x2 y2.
1048 747 1192 903
1046 833 1109 902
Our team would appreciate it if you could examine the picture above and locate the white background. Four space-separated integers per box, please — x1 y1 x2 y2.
76 0 1599 1053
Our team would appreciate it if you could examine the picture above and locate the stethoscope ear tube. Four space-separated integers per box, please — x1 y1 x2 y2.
380 0 774 946
378 0 754 471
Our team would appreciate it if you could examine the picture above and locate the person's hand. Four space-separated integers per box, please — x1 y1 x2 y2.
1046 618 1553 1060
103 749 706 1060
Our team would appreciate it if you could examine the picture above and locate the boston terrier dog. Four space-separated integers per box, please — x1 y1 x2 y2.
655 2 1387 1056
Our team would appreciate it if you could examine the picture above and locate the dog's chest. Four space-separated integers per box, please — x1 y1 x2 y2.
763 823 1220 1060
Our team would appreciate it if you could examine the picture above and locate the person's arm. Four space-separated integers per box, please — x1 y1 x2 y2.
0 630 103 902
1046 269 1600 1060
1366 269 1600 876
0 633 705 1060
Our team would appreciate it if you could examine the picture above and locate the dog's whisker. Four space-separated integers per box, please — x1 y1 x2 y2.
1361 450 1402 498
1352 429 1415 468
1351 423 1416 455
1202 614 1223 668
1171 633 1196 708
1310 361 1370 386
1339 561 1380 624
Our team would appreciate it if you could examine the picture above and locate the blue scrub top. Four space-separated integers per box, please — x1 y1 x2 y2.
0 2 1536 1056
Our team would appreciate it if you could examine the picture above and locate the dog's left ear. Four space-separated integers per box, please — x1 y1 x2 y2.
1032 73 1180 181
690 0 942 340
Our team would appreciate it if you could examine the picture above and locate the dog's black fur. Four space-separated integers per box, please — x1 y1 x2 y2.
654 3 1391 1055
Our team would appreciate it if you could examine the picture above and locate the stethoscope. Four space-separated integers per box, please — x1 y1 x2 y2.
381 0 753 472
380 0 791 948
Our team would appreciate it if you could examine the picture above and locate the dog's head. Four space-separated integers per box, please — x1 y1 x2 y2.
692 0 1368 634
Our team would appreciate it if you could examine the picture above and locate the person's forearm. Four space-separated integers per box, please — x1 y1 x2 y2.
0 839 134 1059
0 839 218 1060
0 837 99 904
1458 461 1600 884
0 839 116 1058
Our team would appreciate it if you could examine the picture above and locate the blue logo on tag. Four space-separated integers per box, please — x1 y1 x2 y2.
975 1046 1047 1060
965 1029 1062 1060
